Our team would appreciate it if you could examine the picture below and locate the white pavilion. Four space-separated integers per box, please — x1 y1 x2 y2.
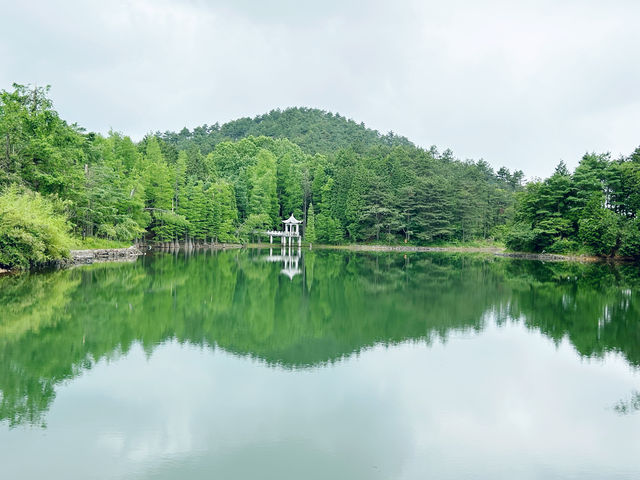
265 214 303 247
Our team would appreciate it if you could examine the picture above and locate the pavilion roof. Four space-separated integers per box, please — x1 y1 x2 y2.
282 214 302 224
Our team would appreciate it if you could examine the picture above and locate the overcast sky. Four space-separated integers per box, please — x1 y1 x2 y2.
2 0 639 178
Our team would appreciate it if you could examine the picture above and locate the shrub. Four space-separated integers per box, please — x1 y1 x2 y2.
490 224 509 243
505 222 536 252
0 186 72 269
238 213 271 243
546 238 580 254
619 219 640 258
578 203 619 256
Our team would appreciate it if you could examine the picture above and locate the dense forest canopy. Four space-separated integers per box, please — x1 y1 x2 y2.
1 82 638 268
507 153 640 256
0 83 525 268
157 107 415 156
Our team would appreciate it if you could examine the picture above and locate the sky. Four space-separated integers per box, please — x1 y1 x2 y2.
1 0 640 179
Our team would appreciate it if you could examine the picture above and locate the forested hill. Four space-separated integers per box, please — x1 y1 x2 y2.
2 83 638 270
1 83 526 270
158 107 414 156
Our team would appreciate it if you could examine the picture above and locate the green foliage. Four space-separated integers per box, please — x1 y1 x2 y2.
208 180 238 242
508 151 640 256
0 84 85 197
619 219 640 258
546 238 581 254
305 203 316 243
69 237 132 250
1 83 522 257
159 107 414 156
163 117 520 245
490 224 509 242
247 149 278 225
505 221 537 252
0 186 72 269
142 136 173 211
151 210 189 242
239 213 272 243
578 195 619 256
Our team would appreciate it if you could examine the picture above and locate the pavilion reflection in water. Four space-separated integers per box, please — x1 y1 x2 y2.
264 245 302 280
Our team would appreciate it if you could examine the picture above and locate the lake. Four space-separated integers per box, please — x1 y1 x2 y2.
1 248 640 479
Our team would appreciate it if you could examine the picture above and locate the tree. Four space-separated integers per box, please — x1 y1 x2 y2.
208 180 237 242
578 194 619 256
276 151 303 219
238 213 271 243
247 149 278 226
305 203 316 243
0 84 527 251
344 163 367 240
142 136 173 211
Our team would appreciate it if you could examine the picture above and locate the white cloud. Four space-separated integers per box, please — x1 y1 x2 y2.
1 0 639 177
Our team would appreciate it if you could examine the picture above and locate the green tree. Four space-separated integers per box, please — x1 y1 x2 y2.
578 194 619 256
247 149 278 226
208 180 237 242
305 203 316 243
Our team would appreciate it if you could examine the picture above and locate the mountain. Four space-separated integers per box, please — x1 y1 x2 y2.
159 107 414 156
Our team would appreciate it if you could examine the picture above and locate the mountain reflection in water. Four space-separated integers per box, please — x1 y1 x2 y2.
1 249 640 428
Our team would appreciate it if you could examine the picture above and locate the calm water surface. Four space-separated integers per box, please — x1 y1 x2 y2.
1 249 640 479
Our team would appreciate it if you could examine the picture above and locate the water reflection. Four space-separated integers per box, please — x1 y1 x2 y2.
264 245 302 280
1 250 640 429
614 391 640 414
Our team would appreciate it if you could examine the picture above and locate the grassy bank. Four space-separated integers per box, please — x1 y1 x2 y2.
69 238 133 250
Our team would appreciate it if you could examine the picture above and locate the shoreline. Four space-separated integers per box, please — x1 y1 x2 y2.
64 246 144 267
0 243 242 275
84 243 626 264
0 246 144 275
249 243 504 254
246 242 633 263
1 243 634 276
139 242 243 251
322 244 626 262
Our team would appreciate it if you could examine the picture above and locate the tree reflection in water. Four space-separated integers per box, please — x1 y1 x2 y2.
1 249 640 427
